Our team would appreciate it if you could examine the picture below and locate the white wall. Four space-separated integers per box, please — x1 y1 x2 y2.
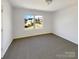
2 0 13 58
13 7 52 38
51 4 78 44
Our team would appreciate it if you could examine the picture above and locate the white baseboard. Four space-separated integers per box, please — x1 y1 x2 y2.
1 39 13 58
14 32 51 39
51 32 78 45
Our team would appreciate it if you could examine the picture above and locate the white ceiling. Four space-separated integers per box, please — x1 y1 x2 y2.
9 0 77 11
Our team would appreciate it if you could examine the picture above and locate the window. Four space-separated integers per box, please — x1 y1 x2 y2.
24 15 43 29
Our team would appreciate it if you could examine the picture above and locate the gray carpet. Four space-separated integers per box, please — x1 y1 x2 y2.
2 34 78 59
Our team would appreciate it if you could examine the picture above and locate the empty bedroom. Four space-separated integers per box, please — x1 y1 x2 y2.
1 0 78 59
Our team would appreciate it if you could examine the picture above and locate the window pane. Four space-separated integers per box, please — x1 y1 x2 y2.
24 15 34 29
35 16 43 29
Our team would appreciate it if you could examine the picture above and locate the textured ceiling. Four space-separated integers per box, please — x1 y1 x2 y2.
9 0 77 11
